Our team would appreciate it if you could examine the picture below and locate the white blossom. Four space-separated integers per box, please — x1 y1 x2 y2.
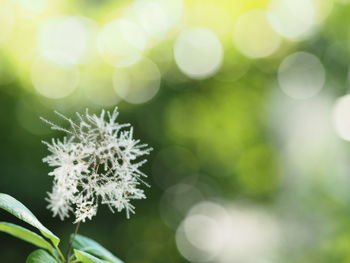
42 108 152 223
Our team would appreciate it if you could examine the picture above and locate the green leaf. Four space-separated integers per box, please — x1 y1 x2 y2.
26 249 58 263
74 249 109 263
0 193 60 246
72 234 123 263
0 222 54 254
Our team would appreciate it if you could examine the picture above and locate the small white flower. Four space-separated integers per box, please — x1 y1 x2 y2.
74 199 97 224
46 186 73 221
42 108 152 223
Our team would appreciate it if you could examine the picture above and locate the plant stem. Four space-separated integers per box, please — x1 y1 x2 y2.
54 244 66 262
66 221 81 263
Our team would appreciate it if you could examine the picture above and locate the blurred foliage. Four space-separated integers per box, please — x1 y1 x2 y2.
2 0 350 262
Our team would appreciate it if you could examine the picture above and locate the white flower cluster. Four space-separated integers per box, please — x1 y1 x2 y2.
42 108 152 223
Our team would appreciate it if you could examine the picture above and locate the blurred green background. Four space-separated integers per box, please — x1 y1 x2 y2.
2 0 350 262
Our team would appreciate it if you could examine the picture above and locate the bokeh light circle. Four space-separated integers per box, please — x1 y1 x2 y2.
159 0 183 28
184 214 223 252
174 27 223 79
97 18 148 67
267 0 316 40
176 201 230 262
113 58 161 104
332 95 350 141
131 0 170 39
31 58 79 99
38 16 96 66
234 10 281 59
159 183 203 229
130 0 183 38
176 202 281 263
278 52 325 99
